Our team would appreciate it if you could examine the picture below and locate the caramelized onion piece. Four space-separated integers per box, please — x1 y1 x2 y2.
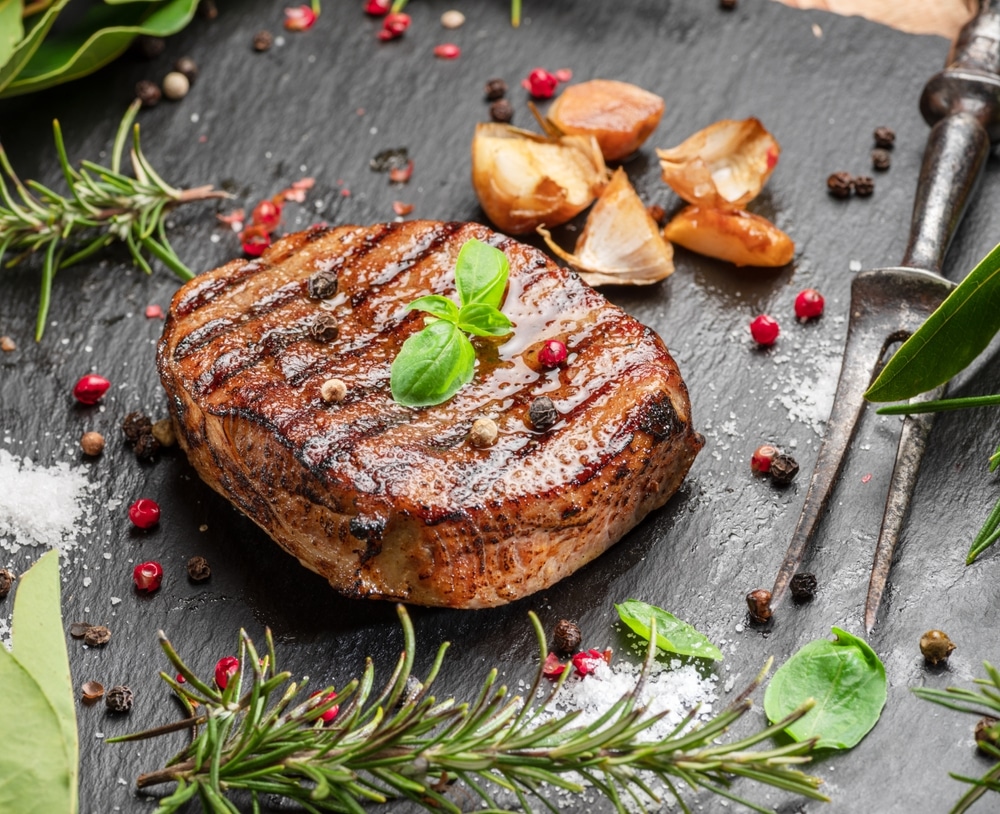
547 79 665 161
657 118 780 209
664 205 794 267
471 122 609 235
538 167 673 286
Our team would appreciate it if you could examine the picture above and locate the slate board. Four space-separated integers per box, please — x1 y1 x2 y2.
2 1 1000 812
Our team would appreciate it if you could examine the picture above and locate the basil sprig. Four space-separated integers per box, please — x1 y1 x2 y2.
390 239 512 408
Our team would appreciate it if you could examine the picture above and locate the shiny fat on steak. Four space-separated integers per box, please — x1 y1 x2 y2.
157 221 703 608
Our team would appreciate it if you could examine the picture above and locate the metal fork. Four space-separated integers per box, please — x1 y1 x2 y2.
768 0 1000 633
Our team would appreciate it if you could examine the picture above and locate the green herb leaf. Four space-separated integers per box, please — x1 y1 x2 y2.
457 302 512 337
407 294 460 323
866 242 1000 402
764 627 886 750
0 0 24 71
0 550 78 813
614 599 723 661
390 318 476 407
0 0 71 95
455 238 509 309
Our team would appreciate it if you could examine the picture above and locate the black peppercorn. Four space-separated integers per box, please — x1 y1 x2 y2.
199 0 218 19
253 29 274 51
106 684 134 713
122 412 153 444
769 454 799 485
826 171 853 198
746 589 772 624
133 432 161 461
84 625 111 647
308 269 339 299
484 78 508 100
173 57 199 84
872 148 891 171
70 621 91 639
310 312 340 342
187 555 212 582
135 79 162 108
873 126 895 149
853 175 875 197
719 0 737 8
553 619 582 654
790 572 818 602
0 568 13 599
528 396 558 430
490 99 514 124
134 35 165 59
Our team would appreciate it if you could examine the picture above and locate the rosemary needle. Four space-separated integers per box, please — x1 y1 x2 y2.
0 100 228 340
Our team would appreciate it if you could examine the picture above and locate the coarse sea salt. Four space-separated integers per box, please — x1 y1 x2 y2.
0 449 94 554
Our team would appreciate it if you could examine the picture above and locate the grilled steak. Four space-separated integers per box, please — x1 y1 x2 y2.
158 221 703 608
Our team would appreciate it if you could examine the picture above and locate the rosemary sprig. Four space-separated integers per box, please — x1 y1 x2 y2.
0 99 227 340
913 662 1000 814
113 606 827 814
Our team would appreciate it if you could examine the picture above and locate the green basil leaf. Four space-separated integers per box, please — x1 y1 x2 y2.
615 599 723 661
1 0 197 97
866 242 1000 402
390 319 476 407
455 238 509 309
457 302 512 337
0 0 71 95
764 627 886 750
407 294 460 324
0 0 24 71
0 550 78 813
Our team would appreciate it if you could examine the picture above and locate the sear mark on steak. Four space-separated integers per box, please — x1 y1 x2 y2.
157 220 703 608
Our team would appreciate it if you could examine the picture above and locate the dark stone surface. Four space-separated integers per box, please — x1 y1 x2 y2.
1 1 999 812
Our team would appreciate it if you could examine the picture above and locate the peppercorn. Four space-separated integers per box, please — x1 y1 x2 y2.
790 572 818 602
80 431 105 457
122 412 153 444
469 417 499 448
975 716 1000 754
310 312 340 342
920 629 956 665
106 685 134 713
187 555 212 582
0 336 15 352
81 681 105 704
199 0 218 19
528 397 558 431
826 171 853 198
719 0 737 8
0 568 13 600
162 71 190 101
70 622 91 639
553 619 582 654
253 29 274 51
308 269 339 299
750 444 778 475
484 78 508 100
173 57 198 84
769 454 799 486
320 378 348 403
84 625 111 647
135 79 162 108
151 418 176 447
853 175 875 197
490 99 514 123
873 126 895 149
134 432 161 461
872 148 891 171
441 9 465 28
134 35 165 59
746 589 772 624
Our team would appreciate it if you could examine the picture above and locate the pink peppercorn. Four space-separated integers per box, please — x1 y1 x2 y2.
72 374 111 405
750 444 779 474
133 561 163 593
129 498 161 530
310 690 339 723
522 68 558 99
433 43 460 59
364 0 390 14
538 339 568 369
750 314 780 346
379 12 410 39
794 288 825 320
215 656 240 689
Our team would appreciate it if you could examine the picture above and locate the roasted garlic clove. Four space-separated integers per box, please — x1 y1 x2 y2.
547 79 665 161
663 205 794 267
471 122 609 235
657 118 780 210
538 167 673 286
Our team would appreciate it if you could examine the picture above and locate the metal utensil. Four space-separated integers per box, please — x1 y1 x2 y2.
768 0 1000 632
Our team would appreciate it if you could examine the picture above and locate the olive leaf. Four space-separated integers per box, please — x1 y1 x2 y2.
866 241 1000 402
615 599 723 661
1 0 197 98
0 550 78 813
764 627 886 750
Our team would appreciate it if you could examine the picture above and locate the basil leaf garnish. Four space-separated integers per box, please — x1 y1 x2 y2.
764 627 886 750
615 599 723 661
407 294 460 323
457 303 512 337
390 319 476 408
455 238 509 309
